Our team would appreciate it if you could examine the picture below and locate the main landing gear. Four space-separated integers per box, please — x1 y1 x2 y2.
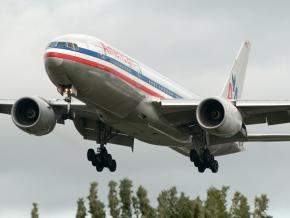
87 147 117 172
86 121 117 172
190 149 219 173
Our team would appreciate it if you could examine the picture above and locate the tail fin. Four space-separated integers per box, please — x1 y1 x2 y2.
221 41 251 100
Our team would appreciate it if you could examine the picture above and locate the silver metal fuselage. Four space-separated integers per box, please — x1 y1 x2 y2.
44 34 244 154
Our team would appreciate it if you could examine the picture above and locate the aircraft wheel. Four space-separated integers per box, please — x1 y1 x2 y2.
87 148 95 162
95 154 104 172
96 163 104 172
203 149 212 165
194 160 199 167
210 160 219 173
190 149 198 162
107 154 113 165
198 164 206 173
109 159 117 172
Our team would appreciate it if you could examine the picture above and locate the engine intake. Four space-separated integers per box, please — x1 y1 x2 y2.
11 96 56 136
196 97 243 137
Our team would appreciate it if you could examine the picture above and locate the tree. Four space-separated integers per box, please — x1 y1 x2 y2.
192 197 204 218
132 195 141 218
136 185 156 218
176 192 195 218
119 178 133 218
229 192 250 218
253 194 272 218
76 198 87 218
108 180 120 218
87 182 105 218
31 203 39 218
204 186 230 218
157 187 178 218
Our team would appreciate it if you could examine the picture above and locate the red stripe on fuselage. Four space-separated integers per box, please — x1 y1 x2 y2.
45 52 165 99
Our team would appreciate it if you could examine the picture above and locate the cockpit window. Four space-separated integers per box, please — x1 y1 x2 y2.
47 41 80 50
74 43 79 50
47 41 58 48
67 42 74 49
57 42 67 48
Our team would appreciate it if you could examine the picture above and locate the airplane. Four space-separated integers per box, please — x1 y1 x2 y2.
2 34 290 173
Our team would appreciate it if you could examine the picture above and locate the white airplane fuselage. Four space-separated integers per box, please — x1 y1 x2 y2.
44 34 243 154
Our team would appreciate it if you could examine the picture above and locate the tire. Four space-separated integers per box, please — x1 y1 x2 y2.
92 159 97 167
101 153 112 167
87 149 95 162
96 163 104 172
198 164 206 173
190 149 198 162
109 159 117 172
203 150 212 167
210 160 219 173
107 154 113 164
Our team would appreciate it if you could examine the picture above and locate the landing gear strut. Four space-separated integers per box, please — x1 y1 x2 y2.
86 121 117 172
190 149 219 173
189 125 219 173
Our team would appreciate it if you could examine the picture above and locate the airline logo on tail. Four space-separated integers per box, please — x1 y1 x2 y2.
227 74 238 100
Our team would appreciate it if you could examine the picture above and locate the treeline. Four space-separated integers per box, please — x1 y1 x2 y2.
31 178 272 218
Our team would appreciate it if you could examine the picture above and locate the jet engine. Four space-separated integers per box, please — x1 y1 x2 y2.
196 97 243 137
11 96 56 136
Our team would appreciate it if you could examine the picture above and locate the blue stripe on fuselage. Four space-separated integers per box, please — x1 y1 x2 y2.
48 43 182 99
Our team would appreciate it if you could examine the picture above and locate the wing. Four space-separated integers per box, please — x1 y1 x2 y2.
0 98 88 115
153 99 200 126
154 99 290 126
153 99 290 145
0 98 134 148
0 99 16 114
236 100 290 125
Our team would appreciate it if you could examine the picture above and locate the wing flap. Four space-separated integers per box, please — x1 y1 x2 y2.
236 100 290 125
247 134 290 142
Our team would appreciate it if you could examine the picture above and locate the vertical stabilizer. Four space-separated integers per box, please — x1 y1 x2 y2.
221 41 251 100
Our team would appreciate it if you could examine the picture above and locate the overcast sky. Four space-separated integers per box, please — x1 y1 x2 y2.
1 0 290 217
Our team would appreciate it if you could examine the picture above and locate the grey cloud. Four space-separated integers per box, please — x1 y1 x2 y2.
1 0 290 217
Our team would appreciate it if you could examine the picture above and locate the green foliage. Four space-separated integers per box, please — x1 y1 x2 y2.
76 198 87 218
87 182 105 218
230 192 250 218
132 195 140 218
205 186 230 218
176 192 195 218
108 180 120 218
31 203 39 218
157 186 179 218
192 197 204 218
119 178 133 218
32 178 273 218
253 194 272 218
136 185 156 218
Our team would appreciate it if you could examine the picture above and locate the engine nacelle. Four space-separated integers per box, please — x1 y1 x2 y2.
196 97 243 137
11 96 56 136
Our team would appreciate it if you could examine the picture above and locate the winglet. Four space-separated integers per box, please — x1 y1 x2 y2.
221 41 251 100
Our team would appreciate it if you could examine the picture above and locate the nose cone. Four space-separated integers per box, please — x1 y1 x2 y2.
44 54 71 86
